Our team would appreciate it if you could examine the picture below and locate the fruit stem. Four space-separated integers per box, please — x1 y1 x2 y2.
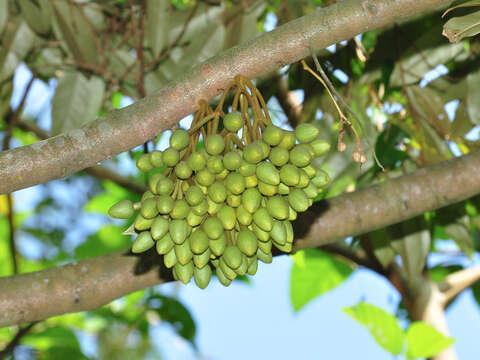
133 202 142 210
188 113 217 135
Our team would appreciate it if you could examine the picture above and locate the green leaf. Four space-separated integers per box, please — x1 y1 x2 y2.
443 10 480 43
22 326 82 352
17 0 52 35
290 249 353 311
406 322 455 359
51 70 105 135
74 225 130 259
343 302 405 355
466 68 480 125
146 295 196 345
85 180 138 215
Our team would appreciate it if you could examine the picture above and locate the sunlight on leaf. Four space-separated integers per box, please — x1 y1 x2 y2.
406 322 454 359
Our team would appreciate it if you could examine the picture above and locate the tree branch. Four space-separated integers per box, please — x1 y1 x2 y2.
0 322 37 358
0 0 453 194
439 266 480 306
1 150 479 327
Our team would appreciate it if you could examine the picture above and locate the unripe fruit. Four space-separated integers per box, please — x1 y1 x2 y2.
217 205 236 230
149 150 164 168
219 258 237 280
169 219 189 244
192 199 208 216
194 265 212 289
193 248 211 268
156 177 174 195
257 239 272 254
242 188 261 214
187 152 206 171
237 230 258 256
295 123 319 143
266 196 289 220
190 230 209 254
270 220 287 245
288 206 297 221
311 138 331 157
141 198 158 219
253 207 273 232
108 200 134 219
312 170 330 188
235 254 248 276
175 161 192 179
215 168 229 181
223 151 242 170
132 231 154 253
263 124 284 146
280 164 300 186
269 147 289 167
148 173 164 194
303 165 316 178
223 245 242 269
288 188 309 212
297 168 310 188
224 112 243 132
175 261 194 284
185 186 204 206
252 223 270 242
186 211 204 227
278 183 290 195
239 162 256 177
216 266 232 287
227 194 241 208
256 162 280 185
204 217 224 239
258 181 277 197
196 169 215 186
156 233 174 255
303 182 319 199
209 233 227 256
257 248 273 263
207 197 223 215
284 220 294 244
207 156 224 174
151 216 169 240
141 191 155 202
162 148 180 167
243 142 264 164
278 131 296 149
208 182 227 203
225 172 246 195
137 153 153 172
157 195 174 214
244 174 258 188
236 205 253 226
247 256 258 275
290 145 312 167
170 199 190 219
175 238 193 265
170 129 190 150
205 134 225 155
134 213 154 231
163 247 177 268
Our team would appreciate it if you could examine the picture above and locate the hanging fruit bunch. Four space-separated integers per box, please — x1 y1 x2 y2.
108 75 331 289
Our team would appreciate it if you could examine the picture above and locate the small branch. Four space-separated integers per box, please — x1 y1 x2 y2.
439 265 480 306
0 322 37 358
6 194 18 274
321 242 374 270
275 76 302 128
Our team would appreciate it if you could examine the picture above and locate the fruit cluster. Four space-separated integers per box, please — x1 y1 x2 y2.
109 76 330 289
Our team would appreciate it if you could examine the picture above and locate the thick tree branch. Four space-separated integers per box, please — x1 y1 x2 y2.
0 0 452 194
0 150 479 327
439 266 480 306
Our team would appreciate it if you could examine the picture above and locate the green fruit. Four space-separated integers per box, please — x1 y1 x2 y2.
257 239 272 253
256 162 280 185
175 261 194 284
151 216 169 240
207 156 224 174
244 174 258 188
262 124 284 146
217 205 236 230
271 220 287 245
186 211 205 227
284 220 294 244
239 162 256 177
223 151 242 170
237 230 258 256
224 112 243 132
193 248 211 268
163 247 177 268
132 231 154 253
277 131 296 150
311 138 331 157
162 148 180 167
192 199 208 216
243 142 264 164
170 199 190 219
266 196 289 220
156 177 174 195
190 230 210 254
299 143 315 158
209 233 227 256
196 169 215 186
175 239 193 265
225 172 246 195
108 200 134 219
185 186 204 206
187 152 206 171
258 181 277 196
223 245 242 269
219 258 237 280
227 194 242 208
252 223 270 242
236 205 253 226
247 256 258 275
303 182 319 199
208 182 227 203
216 266 232 287
290 145 312 167
269 147 289 167
156 233 174 255
175 161 192 179
134 213 154 231
170 129 190 150
312 170 330 188
280 164 300 186
297 168 310 188
253 207 273 231
288 188 309 212
141 197 158 219
274 241 293 252
235 254 248 276
205 134 225 155
207 197 223 215
141 191 155 202
257 248 273 263
303 165 316 178
137 153 153 172
204 217 224 239
242 188 261 214
215 168 229 181
169 219 189 244
149 150 164 168
257 140 270 158
288 206 297 220
148 173 164 194
157 195 174 214
278 183 290 195
295 123 319 143
194 265 212 289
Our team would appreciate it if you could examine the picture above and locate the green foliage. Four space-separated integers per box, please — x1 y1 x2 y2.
290 249 353 311
74 225 131 259
85 181 139 215
406 322 455 359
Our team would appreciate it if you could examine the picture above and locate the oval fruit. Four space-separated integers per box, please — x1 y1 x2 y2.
187 152 206 171
262 124 284 146
224 112 243 132
223 245 242 269
151 216 169 240
132 231 154 253
156 233 174 255
141 197 158 219
236 230 258 256
157 195 174 214
170 129 190 150
136 153 153 172
205 134 225 155
175 261 194 284
203 217 224 239
288 188 309 212
266 196 289 220
169 219 189 244
162 148 180 167
256 161 280 185
242 188 261 214
225 172 246 195
108 200 134 219
194 265 212 289
223 151 242 170
295 123 319 143
149 150 163 168
175 161 192 179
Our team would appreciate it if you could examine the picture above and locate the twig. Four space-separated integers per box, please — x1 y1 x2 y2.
275 76 302 128
321 242 375 270
439 265 480 306
6 194 18 274
0 322 38 357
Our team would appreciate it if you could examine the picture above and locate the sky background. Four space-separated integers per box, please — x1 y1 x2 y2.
5 12 480 360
